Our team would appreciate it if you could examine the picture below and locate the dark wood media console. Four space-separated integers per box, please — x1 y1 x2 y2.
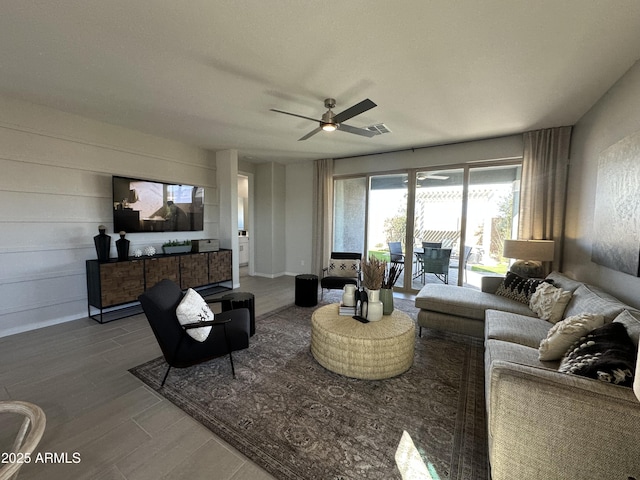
86 249 232 323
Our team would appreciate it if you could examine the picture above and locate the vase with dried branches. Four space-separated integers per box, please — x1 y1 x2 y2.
361 255 386 290
380 262 404 315
360 256 386 321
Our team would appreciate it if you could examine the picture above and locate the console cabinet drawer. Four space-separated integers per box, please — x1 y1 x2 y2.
97 261 144 307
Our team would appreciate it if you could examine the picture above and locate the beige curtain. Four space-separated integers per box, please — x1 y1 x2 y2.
519 126 572 273
312 159 334 276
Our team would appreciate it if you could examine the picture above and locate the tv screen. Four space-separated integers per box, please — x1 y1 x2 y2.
112 176 204 233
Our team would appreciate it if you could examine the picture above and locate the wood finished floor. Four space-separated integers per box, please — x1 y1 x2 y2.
1 274 418 480
0 274 304 480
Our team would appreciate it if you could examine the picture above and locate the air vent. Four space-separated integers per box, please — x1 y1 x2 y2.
365 123 391 135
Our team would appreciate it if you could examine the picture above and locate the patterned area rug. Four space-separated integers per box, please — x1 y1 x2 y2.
129 294 487 480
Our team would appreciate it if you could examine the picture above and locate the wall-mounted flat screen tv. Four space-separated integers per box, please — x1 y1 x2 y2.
112 176 204 233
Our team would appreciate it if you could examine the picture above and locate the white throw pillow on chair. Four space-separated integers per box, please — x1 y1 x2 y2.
176 288 213 342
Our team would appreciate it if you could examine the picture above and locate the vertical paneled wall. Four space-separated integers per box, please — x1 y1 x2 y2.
0 95 218 337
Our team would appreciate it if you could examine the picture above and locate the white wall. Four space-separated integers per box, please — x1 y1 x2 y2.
254 162 286 277
285 162 314 275
215 149 240 287
564 59 640 308
0 95 218 337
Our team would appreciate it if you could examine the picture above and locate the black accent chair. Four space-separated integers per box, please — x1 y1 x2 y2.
138 279 251 386
320 252 362 300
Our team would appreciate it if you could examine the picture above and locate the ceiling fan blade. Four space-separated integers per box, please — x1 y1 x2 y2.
337 123 377 138
333 98 377 124
270 109 321 123
298 127 322 141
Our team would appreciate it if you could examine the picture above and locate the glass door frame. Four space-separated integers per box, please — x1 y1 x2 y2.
332 159 522 294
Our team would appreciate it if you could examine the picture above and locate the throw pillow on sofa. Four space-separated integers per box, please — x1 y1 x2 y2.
539 313 605 361
495 271 551 305
529 282 573 323
613 309 640 348
559 322 636 387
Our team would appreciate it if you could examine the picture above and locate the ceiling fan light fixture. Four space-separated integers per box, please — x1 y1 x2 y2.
272 97 377 141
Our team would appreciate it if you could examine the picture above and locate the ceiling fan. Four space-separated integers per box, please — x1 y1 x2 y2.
271 98 378 141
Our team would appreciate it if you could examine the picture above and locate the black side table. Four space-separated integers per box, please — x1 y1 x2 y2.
295 274 318 307
220 292 256 336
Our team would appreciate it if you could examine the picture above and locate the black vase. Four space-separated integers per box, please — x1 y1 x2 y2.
94 225 111 262
116 231 130 261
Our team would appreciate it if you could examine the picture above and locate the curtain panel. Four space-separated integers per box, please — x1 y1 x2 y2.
519 126 572 273
312 159 334 276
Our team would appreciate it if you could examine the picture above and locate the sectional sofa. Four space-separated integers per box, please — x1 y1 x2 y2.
415 272 640 480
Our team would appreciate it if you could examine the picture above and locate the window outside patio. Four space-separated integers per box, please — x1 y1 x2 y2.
334 163 521 292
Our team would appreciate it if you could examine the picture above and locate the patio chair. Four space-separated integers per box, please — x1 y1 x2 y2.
459 245 473 282
414 242 443 279
420 247 452 284
388 242 405 265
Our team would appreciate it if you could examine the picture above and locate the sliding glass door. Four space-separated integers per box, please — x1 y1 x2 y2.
367 173 408 288
332 162 521 292
463 164 521 283
411 168 464 289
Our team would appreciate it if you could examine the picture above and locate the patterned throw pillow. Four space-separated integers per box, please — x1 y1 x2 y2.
175 288 214 342
328 259 360 278
538 313 605 361
495 272 550 305
559 322 636 387
529 282 573 323
613 309 640 348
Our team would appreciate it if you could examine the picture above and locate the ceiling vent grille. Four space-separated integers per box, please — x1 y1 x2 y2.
365 123 391 135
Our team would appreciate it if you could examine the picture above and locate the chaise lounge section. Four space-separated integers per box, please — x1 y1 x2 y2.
415 272 640 480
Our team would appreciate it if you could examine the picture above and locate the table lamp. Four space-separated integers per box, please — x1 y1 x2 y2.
503 239 555 278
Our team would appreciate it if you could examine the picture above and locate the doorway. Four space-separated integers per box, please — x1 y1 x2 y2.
238 173 253 277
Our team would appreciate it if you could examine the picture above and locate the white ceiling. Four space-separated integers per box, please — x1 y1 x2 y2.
1 1 640 165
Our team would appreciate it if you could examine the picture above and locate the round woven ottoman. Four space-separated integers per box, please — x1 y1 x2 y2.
310 304 415 380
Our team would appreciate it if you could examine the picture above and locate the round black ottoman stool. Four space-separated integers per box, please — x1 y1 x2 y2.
295 274 318 307
220 292 256 336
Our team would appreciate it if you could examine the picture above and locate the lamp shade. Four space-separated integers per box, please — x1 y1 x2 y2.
503 240 555 262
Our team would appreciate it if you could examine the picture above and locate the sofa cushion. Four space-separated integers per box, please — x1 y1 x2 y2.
559 322 636 387
538 313 605 361
495 272 550 305
529 283 572 323
563 284 628 322
613 309 640 348
545 271 584 293
485 339 560 372
484 339 561 426
415 284 536 321
485 310 553 348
